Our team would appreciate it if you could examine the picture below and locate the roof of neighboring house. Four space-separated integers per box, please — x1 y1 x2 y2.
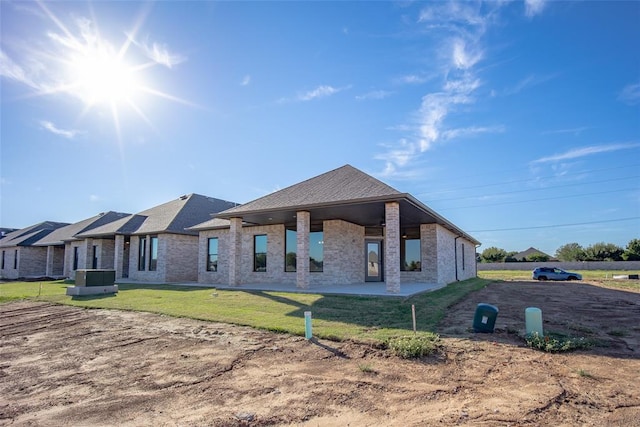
512 247 553 260
208 164 480 245
0 221 70 248
77 194 239 237
0 228 18 239
131 194 238 235
33 211 131 246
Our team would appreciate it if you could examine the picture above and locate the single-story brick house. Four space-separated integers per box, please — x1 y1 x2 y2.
33 211 131 279
0 221 69 280
74 194 238 283
190 165 480 293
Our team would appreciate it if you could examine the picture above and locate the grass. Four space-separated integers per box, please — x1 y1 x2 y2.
525 331 594 353
478 270 640 291
0 278 491 345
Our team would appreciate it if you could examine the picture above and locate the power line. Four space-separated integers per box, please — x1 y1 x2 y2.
469 217 640 233
415 163 640 197
436 187 638 210
425 175 639 203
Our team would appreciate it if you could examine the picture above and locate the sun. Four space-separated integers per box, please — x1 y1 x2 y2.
69 42 140 107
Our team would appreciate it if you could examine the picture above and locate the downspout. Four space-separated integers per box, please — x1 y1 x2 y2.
454 236 461 281
475 244 482 278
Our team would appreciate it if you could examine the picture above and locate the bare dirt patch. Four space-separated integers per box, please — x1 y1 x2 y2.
1 280 639 426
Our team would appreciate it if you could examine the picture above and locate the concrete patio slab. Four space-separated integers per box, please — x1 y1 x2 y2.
115 279 446 297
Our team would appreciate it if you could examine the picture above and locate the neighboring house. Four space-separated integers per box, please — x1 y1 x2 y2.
0 222 69 280
33 211 131 279
191 165 480 293
511 247 554 262
1 228 18 239
75 194 238 283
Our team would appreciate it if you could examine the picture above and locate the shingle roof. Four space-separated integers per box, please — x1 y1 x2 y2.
0 221 70 248
513 247 552 260
132 194 238 235
218 164 402 217
34 212 131 246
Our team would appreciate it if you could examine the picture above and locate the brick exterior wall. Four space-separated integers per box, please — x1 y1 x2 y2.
194 216 477 289
127 233 199 283
65 241 89 279
46 246 65 276
198 229 230 285
0 248 19 279
316 219 364 285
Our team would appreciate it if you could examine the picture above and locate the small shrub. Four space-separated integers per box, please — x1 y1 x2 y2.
525 332 593 353
358 363 376 373
386 334 440 359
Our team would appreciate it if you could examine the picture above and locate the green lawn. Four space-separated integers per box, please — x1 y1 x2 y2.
478 270 640 291
0 278 491 344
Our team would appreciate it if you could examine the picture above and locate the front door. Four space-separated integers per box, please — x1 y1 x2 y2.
365 240 383 282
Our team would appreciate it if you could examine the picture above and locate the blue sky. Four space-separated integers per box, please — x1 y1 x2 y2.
1 0 639 256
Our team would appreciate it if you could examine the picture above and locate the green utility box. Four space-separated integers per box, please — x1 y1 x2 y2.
75 269 116 287
472 303 499 333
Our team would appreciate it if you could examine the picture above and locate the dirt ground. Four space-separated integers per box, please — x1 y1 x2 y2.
1 280 639 426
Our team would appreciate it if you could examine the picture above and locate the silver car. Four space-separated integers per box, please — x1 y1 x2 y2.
532 267 582 281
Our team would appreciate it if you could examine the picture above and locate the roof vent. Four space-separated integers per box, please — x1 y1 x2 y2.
179 194 189 200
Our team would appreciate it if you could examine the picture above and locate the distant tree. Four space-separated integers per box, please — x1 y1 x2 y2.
623 238 640 261
555 243 585 262
481 247 507 263
527 253 550 262
583 242 624 261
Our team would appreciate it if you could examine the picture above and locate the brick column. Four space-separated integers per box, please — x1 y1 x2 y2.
46 246 54 277
83 239 93 269
296 211 310 289
228 217 243 286
114 235 124 279
385 202 401 293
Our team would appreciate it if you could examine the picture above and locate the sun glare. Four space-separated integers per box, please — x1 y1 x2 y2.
69 42 139 107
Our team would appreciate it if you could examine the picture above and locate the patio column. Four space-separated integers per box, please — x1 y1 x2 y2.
45 246 54 277
228 217 243 286
83 238 93 269
296 211 310 289
385 202 401 293
114 235 125 279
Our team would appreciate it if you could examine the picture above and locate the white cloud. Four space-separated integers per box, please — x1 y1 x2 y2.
451 38 483 70
396 74 430 85
0 50 37 89
297 85 348 101
241 75 251 86
139 39 186 68
525 0 547 17
40 120 81 139
441 125 505 141
618 82 640 105
531 142 640 163
89 194 100 202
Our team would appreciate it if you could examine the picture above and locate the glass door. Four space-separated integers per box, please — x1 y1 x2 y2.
365 240 383 282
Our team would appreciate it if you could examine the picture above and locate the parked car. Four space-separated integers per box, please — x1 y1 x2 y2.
532 267 582 281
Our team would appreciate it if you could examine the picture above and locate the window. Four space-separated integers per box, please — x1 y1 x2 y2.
92 245 98 269
254 235 267 272
149 236 158 271
284 227 323 272
138 236 146 271
309 230 324 272
73 247 79 270
13 250 18 269
1 250 5 269
285 228 296 272
207 237 218 271
401 228 421 271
